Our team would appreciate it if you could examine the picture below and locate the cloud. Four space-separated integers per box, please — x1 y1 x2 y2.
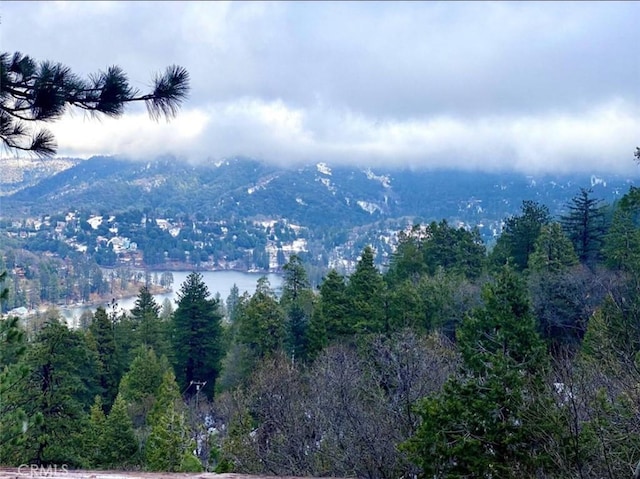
49 109 211 160
51 97 639 175
1 1 638 174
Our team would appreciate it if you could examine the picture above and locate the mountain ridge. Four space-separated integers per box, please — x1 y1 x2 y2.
2 155 637 243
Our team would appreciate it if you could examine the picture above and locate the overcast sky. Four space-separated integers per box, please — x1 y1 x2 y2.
1 1 638 174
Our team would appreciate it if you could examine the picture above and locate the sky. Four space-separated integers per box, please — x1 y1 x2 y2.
1 1 638 174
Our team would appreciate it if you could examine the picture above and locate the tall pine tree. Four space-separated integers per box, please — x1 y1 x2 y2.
171 272 224 398
528 223 579 274
237 277 286 360
130 286 169 357
346 246 386 334
561 188 607 266
281 255 315 362
88 307 119 408
316 269 350 340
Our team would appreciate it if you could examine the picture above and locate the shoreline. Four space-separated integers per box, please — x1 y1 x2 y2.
7 270 283 322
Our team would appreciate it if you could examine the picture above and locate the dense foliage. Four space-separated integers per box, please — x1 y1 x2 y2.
2 185 640 477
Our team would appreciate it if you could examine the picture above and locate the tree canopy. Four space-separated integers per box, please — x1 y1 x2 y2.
0 51 189 157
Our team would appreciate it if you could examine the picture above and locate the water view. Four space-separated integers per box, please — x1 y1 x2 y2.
59 270 282 325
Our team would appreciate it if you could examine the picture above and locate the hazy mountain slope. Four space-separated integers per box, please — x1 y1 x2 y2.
3 156 636 241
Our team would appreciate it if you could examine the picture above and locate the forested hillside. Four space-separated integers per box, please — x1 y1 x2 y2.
2 184 640 478
0 155 636 314
2 155 634 242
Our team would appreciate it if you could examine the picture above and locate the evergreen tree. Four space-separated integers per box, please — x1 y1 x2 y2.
422 220 486 279
305 307 329 361
603 207 640 272
387 222 486 285
118 346 172 428
281 255 315 361
98 394 139 468
145 371 202 472
346 246 386 334
85 396 107 467
171 272 224 398
88 307 119 407
281 254 311 304
404 268 554 478
1 51 189 157
316 269 351 340
0 316 30 463
131 286 161 322
582 281 640 370
12 319 100 466
528 222 579 274
386 279 424 332
561 188 607 266
491 200 551 271
578 305 640 478
236 277 286 360
226 283 241 324
386 225 427 287
130 286 168 357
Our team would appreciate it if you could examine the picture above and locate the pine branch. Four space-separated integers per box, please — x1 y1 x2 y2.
0 51 190 156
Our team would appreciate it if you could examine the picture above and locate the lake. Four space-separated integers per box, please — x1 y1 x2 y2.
59 270 282 326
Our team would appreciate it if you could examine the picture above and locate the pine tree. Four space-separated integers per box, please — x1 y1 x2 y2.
603 207 640 272
281 255 315 361
561 188 607 266
346 246 386 334
386 279 424 331
88 307 119 407
226 283 241 324
85 395 107 467
387 222 486 285
305 307 328 361
491 200 551 271
423 220 486 279
130 286 168 357
528 222 579 274
0 316 30 464
317 269 350 340
145 371 201 472
404 267 554 478
386 225 427 287
281 255 311 303
1 51 189 157
131 286 161 322
119 346 172 428
13 319 101 466
98 394 139 468
171 272 224 398
237 277 286 359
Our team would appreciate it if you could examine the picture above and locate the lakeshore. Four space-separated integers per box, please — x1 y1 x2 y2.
56 270 283 326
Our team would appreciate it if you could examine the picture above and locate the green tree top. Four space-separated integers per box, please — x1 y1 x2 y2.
560 188 607 266
458 267 547 377
528 222 579 274
131 286 161 323
492 200 551 271
281 254 310 305
237 277 285 359
347 246 386 334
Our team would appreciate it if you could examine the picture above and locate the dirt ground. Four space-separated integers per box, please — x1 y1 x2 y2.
0 470 329 479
